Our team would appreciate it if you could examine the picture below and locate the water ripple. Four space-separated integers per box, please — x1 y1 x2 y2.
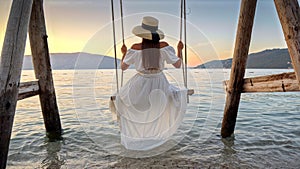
6 69 300 168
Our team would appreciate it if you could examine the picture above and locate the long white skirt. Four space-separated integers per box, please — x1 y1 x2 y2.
110 72 187 151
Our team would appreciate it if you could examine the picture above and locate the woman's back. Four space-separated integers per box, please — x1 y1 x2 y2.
133 41 168 71
123 42 179 74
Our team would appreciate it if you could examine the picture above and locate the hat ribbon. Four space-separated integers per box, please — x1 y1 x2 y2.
142 23 158 32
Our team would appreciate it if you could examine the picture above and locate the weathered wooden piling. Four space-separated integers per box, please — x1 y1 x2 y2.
274 0 300 86
221 0 257 138
29 0 62 138
0 0 33 168
0 0 62 167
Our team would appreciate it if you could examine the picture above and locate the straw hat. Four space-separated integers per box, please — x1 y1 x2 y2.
132 16 165 40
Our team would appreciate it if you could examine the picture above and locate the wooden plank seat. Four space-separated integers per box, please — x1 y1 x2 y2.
110 89 194 101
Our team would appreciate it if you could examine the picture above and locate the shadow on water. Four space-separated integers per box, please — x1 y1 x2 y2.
221 135 236 155
41 140 65 169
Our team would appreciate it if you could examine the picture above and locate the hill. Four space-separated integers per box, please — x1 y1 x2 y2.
21 49 292 70
195 48 292 69
22 52 120 70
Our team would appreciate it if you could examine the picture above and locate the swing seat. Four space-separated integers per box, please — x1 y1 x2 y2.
110 89 194 101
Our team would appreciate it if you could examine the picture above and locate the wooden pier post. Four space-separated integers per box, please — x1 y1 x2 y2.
274 0 300 86
221 0 257 138
29 0 62 139
0 0 33 168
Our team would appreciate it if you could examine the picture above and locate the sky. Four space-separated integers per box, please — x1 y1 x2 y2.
0 0 291 66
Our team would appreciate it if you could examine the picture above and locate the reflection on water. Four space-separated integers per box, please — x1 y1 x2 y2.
6 69 300 168
41 141 65 168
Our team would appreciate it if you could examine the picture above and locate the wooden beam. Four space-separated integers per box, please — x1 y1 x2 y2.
221 0 257 138
224 72 299 93
29 0 62 139
110 89 195 101
0 0 33 168
18 81 40 100
274 0 300 88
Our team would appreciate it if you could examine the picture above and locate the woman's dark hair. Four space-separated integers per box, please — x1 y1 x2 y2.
142 33 160 70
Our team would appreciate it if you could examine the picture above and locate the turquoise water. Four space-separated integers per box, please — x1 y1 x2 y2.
7 69 300 168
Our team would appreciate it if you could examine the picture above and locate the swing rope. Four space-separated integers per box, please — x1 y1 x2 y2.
183 0 188 88
180 0 186 88
120 0 125 45
180 0 183 41
120 0 125 87
180 0 188 88
111 0 119 93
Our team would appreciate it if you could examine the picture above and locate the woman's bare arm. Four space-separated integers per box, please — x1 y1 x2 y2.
121 44 129 71
121 44 142 70
173 41 183 68
160 41 182 68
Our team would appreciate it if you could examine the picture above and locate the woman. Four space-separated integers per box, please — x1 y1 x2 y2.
112 16 187 151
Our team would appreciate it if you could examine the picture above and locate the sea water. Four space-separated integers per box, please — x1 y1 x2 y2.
6 69 300 168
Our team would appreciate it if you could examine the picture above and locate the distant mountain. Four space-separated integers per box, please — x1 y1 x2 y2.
23 52 120 70
195 48 292 69
23 49 291 70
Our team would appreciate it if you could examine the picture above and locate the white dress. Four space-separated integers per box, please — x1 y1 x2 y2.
111 46 187 151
